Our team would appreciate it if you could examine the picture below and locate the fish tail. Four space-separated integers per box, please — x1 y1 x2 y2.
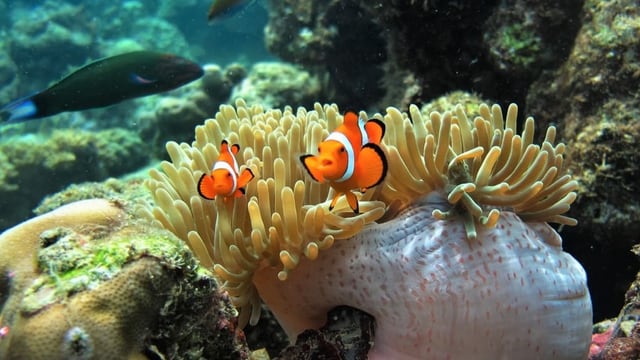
0 94 39 123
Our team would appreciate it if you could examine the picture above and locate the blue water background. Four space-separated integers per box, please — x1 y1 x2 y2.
0 0 272 104
0 0 274 230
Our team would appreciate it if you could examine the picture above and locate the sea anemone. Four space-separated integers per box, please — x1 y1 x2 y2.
145 98 591 359
145 99 386 326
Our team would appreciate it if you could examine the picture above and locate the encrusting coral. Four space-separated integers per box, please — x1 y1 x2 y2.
0 199 250 359
146 98 592 358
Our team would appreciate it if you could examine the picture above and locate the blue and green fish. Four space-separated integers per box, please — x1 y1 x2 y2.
1 51 203 123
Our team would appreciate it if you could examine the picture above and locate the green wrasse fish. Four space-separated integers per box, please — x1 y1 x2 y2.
1 51 204 123
208 0 255 22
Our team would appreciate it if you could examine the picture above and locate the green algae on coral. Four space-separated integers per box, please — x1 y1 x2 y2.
1 198 250 359
22 226 194 314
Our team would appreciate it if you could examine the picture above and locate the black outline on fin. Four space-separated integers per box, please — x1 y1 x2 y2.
361 143 388 189
197 173 216 200
299 154 320 182
366 118 386 140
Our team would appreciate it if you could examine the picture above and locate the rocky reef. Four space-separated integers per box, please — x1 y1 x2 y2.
262 0 640 354
525 0 640 324
0 197 249 359
1 0 640 357
0 129 148 230
231 62 323 109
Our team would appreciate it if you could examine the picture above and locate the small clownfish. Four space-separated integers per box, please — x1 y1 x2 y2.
300 111 388 213
197 140 255 201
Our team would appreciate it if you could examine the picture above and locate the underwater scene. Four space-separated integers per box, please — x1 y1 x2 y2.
0 0 638 359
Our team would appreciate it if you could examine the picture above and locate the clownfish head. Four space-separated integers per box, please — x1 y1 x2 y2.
208 162 238 196
314 138 352 181
198 140 255 200
300 111 382 184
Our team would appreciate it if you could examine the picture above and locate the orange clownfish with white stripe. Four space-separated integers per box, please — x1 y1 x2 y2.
197 140 255 201
300 111 387 213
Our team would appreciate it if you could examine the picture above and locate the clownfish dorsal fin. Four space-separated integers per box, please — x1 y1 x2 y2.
219 140 231 154
339 110 366 150
218 140 240 173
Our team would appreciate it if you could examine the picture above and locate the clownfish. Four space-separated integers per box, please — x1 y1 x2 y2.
300 111 387 213
197 140 255 201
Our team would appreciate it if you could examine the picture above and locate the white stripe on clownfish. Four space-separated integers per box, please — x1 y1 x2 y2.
324 131 355 182
324 114 372 183
212 160 238 195
358 115 368 146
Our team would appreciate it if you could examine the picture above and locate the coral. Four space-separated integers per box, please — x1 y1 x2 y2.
264 1 581 108
264 0 342 66
0 45 19 105
277 306 374 359
7 1 96 90
588 259 640 360
92 2 191 57
231 62 322 109
129 17 191 56
0 129 149 231
264 0 385 108
526 0 640 321
147 97 591 358
482 0 581 77
0 199 249 359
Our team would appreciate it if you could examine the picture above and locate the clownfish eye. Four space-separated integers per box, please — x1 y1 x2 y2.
340 146 345 153
227 173 232 177
317 146 321 152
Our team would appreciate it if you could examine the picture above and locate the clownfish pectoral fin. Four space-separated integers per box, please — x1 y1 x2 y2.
197 174 217 200
230 143 240 155
365 118 386 144
237 168 255 189
344 191 360 214
300 154 324 182
356 143 388 190
233 187 246 198
328 193 343 211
